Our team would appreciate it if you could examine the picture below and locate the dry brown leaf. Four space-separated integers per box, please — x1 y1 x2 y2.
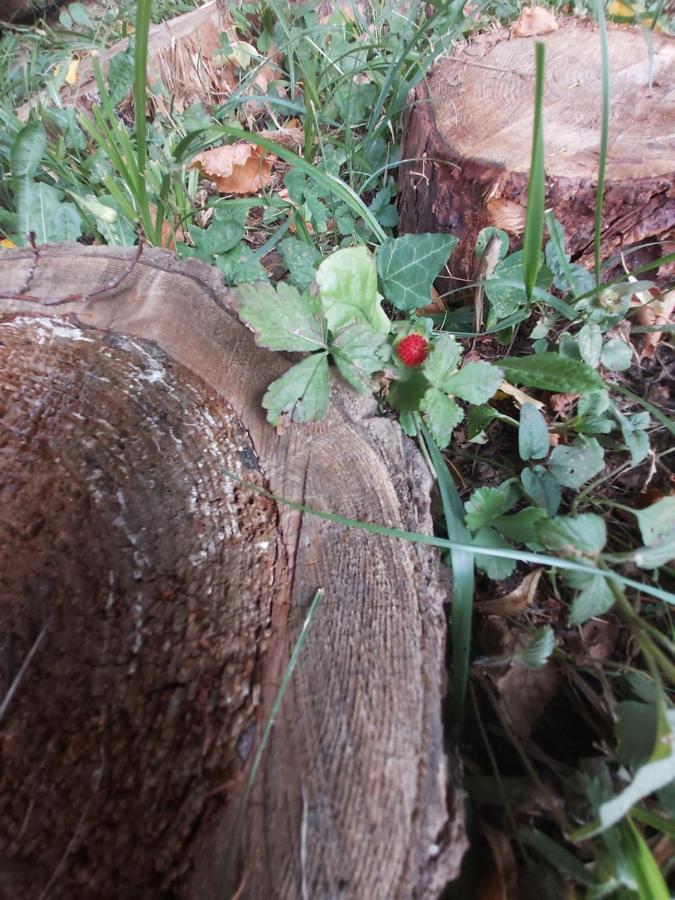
244 44 285 115
511 6 558 36
580 619 618 662
479 822 518 900
189 142 275 194
487 197 526 235
477 569 543 617
259 126 305 151
549 392 579 415
636 288 675 359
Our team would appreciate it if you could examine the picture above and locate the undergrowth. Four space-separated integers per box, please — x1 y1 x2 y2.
0 0 673 895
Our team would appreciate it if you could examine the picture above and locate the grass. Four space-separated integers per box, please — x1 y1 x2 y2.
0 0 674 895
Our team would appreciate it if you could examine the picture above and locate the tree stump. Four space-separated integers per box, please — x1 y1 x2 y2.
0 245 465 899
398 19 674 289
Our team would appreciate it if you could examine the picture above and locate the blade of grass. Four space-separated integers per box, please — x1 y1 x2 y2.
523 42 546 300
593 0 610 286
420 422 474 724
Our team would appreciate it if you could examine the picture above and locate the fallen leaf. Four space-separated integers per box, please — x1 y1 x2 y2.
549 392 579 415
259 125 304 151
477 569 543 617
487 197 526 236
580 619 618 662
479 822 517 900
511 6 558 36
636 287 675 359
496 380 545 410
189 142 275 195
0 239 17 249
65 57 80 86
244 44 285 115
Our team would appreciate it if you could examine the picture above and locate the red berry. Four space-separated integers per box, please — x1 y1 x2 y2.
396 333 429 367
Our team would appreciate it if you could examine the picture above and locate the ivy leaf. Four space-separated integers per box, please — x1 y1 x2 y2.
332 324 388 394
444 361 504 404
484 250 551 320
465 480 521 531
420 388 463 448
519 403 549 460
473 526 516 580
237 282 326 352
216 244 269 285
187 218 244 257
316 246 389 333
548 439 605 489
377 233 457 311
499 352 605 392
263 352 331 425
422 333 463 390
279 237 322 290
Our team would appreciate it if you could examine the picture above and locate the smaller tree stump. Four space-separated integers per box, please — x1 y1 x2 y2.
398 19 674 289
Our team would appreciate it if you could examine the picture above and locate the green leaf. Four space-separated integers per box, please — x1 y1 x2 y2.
493 506 548 545
601 336 632 371
484 250 551 320
331 324 388 394
568 573 615 624
521 465 561 516
376 233 457 311
262 353 331 425
187 218 244 258
422 333 462 390
420 388 463 448
108 41 135 106
499 352 605 392
475 226 509 261
279 237 322 290
633 497 675 546
237 282 327 353
520 625 555 669
548 439 605 489
11 121 47 179
578 322 603 367
619 819 670 900
444 362 504 404
519 403 549 460
316 246 389 333
217 244 268 285
387 370 429 413
465 480 521 531
541 513 607 555
16 182 83 244
473 526 516 580
522 42 546 301
616 701 658 768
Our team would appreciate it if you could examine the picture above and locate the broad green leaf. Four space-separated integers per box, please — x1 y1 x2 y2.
316 246 389 333
263 353 331 425
522 42 546 301
279 237 322 290
493 506 548 545
541 513 607 555
387 370 429 413
237 282 326 352
521 465 561 516
465 480 521 531
568 573 615 624
578 390 610 418
578 322 603 367
332 324 388 394
520 626 555 669
16 182 83 244
473 526 516 580
616 701 657 768
420 388 463 448
422 333 462 390
475 226 509 260
499 352 605 392
11 121 47 179
519 403 549 460
548 439 605 489
187 218 243 258
594 708 675 835
633 497 675 546
376 233 457 311
444 362 504 404
484 250 551 320
601 336 632 371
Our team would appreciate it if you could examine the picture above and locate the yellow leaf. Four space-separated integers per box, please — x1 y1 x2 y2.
65 58 80 86
496 380 545 410
0 239 17 249
189 142 275 195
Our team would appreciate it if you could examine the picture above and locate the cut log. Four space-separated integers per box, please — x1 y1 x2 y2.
399 19 674 290
0 245 465 899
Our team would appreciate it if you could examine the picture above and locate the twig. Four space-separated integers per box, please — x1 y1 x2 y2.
0 627 47 725
0 240 145 307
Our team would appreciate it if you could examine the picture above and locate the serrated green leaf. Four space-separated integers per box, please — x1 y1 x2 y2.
578 322 603 367
11 121 47 179
519 403 549 460
616 701 657 768
473 526 516 580
444 361 504 404
548 439 605 489
521 465 561 516
568 573 615 624
541 513 607 555
377 233 457 311
263 353 331 425
499 352 605 392
420 388 463 448
279 237 322 290
601 336 632 371
316 246 389 333
493 506 548 545
484 250 551 320
634 498 675 546
465 480 521 531
238 282 327 352
422 333 462 390
331 323 388 394
387 370 429 413
520 626 555 669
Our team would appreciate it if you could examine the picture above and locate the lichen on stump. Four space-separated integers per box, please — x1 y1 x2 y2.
398 18 674 290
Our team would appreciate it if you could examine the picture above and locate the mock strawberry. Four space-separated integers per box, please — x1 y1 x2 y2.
396 333 429 367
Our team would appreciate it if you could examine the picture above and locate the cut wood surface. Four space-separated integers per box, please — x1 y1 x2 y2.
0 245 465 899
399 18 674 286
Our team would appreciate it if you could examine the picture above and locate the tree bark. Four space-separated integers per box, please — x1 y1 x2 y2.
0 245 465 899
398 18 674 291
